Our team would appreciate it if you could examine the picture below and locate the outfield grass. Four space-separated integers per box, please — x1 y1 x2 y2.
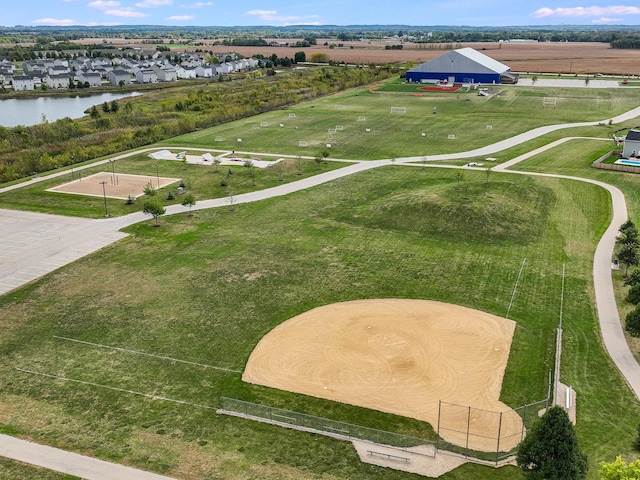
0 458 79 480
159 81 640 161
0 163 634 479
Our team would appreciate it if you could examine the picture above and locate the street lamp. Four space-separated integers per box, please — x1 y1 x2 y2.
71 155 75 180
109 159 116 185
99 181 109 217
154 162 160 188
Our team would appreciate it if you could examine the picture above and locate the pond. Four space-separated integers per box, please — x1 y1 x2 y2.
0 91 143 127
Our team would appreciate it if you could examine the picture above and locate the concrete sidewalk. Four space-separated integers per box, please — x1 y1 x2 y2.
0 434 176 480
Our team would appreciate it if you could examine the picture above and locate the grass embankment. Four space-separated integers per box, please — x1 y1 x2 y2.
0 164 632 479
0 458 79 480
161 81 640 161
0 153 345 218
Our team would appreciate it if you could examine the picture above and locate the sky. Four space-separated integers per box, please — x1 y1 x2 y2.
3 0 640 27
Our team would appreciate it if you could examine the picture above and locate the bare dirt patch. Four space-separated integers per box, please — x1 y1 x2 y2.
243 298 521 452
48 172 180 200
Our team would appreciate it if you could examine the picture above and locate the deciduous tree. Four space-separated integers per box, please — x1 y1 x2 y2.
142 198 166 227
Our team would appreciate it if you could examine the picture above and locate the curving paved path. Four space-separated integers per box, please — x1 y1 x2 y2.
1 105 640 478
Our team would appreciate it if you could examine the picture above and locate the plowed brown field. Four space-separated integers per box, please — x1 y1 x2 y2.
223 40 640 76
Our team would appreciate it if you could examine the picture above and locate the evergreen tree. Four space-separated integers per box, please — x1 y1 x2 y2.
517 406 587 480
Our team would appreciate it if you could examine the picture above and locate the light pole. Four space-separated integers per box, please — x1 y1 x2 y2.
109 159 116 185
71 155 75 180
100 181 109 217
154 162 159 188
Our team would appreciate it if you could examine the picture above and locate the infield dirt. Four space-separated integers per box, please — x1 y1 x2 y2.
243 298 522 452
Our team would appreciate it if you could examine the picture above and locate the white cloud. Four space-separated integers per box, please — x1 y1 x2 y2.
592 16 623 22
105 8 148 17
180 1 212 8
247 9 277 16
135 0 172 7
246 9 319 23
88 0 120 9
531 5 640 18
32 18 76 25
167 14 194 20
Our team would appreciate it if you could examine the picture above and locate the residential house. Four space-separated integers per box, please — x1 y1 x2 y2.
195 64 214 78
176 66 197 79
152 65 177 82
623 129 640 158
77 71 102 87
46 73 70 89
135 68 158 84
12 75 35 91
108 69 132 86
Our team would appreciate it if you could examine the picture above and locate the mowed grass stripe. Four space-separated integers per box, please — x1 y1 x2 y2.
53 336 242 373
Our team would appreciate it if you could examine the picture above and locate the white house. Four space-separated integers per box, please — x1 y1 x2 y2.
195 64 214 78
12 75 35 91
135 68 158 84
78 71 102 87
216 62 233 75
176 66 197 79
108 69 132 86
623 130 640 158
48 65 70 76
152 66 177 82
46 73 70 89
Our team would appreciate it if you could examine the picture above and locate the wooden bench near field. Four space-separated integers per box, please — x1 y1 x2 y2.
366 450 411 463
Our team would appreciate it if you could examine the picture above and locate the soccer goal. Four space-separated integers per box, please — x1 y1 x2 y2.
358 116 366 121
298 141 309 147
289 113 296 118
260 121 269 127
542 97 557 109
214 136 224 142
390 107 406 114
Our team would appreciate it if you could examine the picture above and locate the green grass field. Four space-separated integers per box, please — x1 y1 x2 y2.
160 81 640 161
0 152 346 218
1 164 636 479
1 79 640 479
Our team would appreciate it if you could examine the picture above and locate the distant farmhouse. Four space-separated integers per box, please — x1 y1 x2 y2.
406 47 518 85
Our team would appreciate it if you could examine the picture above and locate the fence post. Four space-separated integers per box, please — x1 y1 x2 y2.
436 400 442 451
496 411 503 463
466 405 471 455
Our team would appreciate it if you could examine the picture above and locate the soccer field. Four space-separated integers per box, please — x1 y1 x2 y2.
162 81 640 160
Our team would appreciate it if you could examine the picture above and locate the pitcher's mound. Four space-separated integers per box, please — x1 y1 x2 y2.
243 298 522 452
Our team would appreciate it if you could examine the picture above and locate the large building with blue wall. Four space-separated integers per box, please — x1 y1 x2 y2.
406 47 515 84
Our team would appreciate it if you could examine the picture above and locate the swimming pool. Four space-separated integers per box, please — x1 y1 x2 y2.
615 159 640 167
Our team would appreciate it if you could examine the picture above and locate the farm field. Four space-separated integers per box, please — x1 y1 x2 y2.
162 79 639 161
222 41 640 76
0 161 638 479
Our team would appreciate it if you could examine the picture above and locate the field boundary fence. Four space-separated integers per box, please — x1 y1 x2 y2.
219 397 436 458
436 396 549 463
